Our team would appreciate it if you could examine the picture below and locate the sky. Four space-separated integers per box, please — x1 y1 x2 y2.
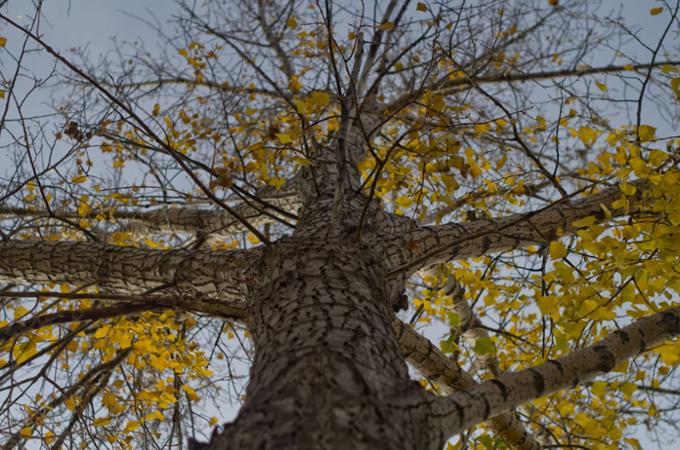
0 0 678 448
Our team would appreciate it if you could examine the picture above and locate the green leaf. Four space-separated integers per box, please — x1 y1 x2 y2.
447 311 461 328
473 336 495 355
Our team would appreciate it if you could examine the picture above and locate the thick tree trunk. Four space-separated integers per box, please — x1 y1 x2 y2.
203 235 436 450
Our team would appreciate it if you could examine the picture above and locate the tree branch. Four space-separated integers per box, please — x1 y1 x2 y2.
430 305 680 441
0 240 259 305
0 189 299 239
384 182 644 277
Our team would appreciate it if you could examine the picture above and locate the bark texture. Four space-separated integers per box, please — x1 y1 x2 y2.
430 306 680 437
0 240 258 315
202 236 435 450
383 182 645 277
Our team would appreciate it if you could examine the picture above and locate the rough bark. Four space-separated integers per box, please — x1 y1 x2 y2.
383 182 644 277
394 321 540 449
0 240 258 314
430 306 680 438
200 236 435 450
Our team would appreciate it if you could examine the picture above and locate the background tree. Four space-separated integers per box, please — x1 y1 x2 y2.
1 0 680 449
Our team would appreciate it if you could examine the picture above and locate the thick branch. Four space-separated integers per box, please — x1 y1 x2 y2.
0 240 259 305
430 306 680 440
1 193 298 238
385 183 642 276
394 314 541 449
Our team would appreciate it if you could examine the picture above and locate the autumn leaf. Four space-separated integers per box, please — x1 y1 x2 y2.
549 241 567 259
276 133 293 144
71 174 87 184
671 77 680 99
473 336 495 355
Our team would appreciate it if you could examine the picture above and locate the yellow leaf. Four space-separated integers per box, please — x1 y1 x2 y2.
71 174 87 184
474 123 491 134
378 22 395 31
144 410 164 421
595 81 608 92
94 416 112 427
182 384 200 401
291 156 311 166
65 397 77 412
536 296 559 318
637 124 656 141
111 231 134 247
619 182 636 196
571 216 596 228
671 77 680 99
94 326 110 339
549 241 567 259
124 420 140 433
276 133 293 144
77 195 91 217
102 392 118 409
620 381 637 397
649 150 668 167
209 416 219 426
19 426 32 438
0 37 6 47
395 195 412 208
655 342 680 365
309 90 330 108
624 438 642 450
591 381 607 398
578 299 597 317
577 127 600 147
269 177 286 189
44 431 55 443
416 2 427 12
0 90 5 99
288 75 302 92
650 7 663 15
287 16 298 29
152 103 160 116
14 305 29 320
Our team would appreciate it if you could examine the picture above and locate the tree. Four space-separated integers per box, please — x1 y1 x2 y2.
1 0 680 448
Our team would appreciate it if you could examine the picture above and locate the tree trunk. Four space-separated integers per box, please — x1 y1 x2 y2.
204 234 436 450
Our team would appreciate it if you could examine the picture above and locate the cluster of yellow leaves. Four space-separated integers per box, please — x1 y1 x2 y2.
4 301 221 444
403 102 680 447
